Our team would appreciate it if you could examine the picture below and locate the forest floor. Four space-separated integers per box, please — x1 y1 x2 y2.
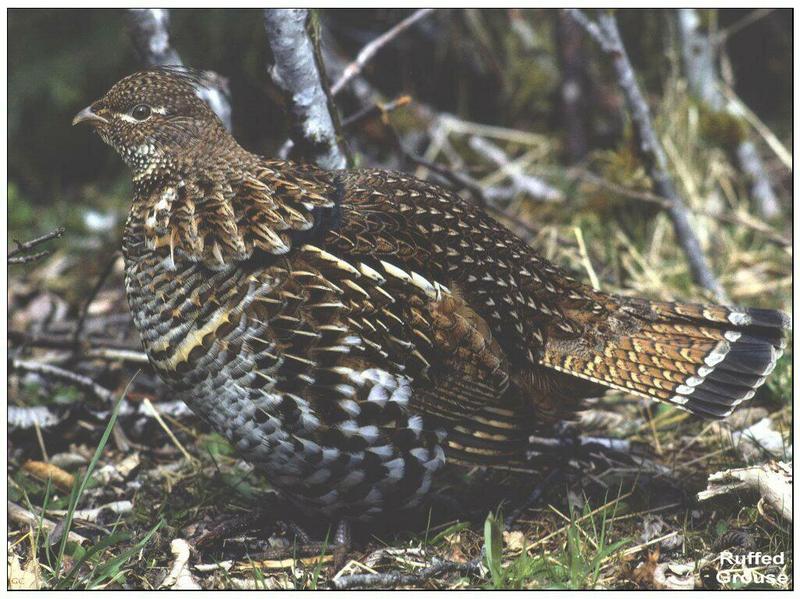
7 357 792 590
8 79 792 590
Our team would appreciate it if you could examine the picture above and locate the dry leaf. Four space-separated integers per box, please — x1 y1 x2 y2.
503 530 526 552
7 547 42 590
631 548 660 587
653 562 696 590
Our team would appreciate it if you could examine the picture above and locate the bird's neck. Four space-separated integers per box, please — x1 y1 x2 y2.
130 138 256 196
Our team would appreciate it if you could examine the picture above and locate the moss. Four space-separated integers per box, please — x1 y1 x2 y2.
698 104 748 150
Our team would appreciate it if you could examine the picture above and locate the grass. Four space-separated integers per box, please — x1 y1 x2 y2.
16 375 165 590
482 491 631 590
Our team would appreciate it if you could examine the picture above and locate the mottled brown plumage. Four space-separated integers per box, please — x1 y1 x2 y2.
74 68 790 519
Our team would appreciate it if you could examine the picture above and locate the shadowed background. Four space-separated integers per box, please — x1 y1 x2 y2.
8 9 792 239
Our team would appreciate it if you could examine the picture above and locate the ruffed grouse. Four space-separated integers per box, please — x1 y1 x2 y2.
74 68 789 522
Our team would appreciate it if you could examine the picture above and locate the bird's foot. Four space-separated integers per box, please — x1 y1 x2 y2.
193 510 274 550
504 468 563 528
238 518 353 575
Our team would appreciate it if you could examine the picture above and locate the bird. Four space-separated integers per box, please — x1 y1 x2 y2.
74 67 789 527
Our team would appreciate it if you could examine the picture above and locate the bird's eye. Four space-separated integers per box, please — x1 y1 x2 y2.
130 104 152 121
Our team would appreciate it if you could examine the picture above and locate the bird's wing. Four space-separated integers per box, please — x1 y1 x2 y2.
314 250 542 469
135 160 341 268
327 169 598 368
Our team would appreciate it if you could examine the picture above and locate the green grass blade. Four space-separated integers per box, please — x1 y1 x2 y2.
54 371 140 579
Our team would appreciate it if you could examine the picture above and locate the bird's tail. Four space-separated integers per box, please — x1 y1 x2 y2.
541 298 790 419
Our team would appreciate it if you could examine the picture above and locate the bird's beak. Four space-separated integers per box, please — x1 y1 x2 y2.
72 105 108 126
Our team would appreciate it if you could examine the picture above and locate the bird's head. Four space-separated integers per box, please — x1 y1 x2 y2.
73 67 234 178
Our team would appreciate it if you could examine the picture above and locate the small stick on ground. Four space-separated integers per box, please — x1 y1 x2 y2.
332 556 482 590
11 358 117 405
8 500 88 545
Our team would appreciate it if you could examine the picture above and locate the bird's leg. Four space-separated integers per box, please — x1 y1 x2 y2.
194 510 275 550
504 468 563 529
237 518 355 566
283 519 314 545
332 518 352 571
334 518 352 547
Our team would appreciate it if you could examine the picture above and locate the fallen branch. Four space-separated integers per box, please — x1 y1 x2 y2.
566 9 728 303
468 136 563 203
127 9 232 131
9 330 148 367
698 460 792 522
263 8 348 169
11 358 117 405
7 500 88 546
46 500 133 524
332 557 482 590
8 227 64 265
161 538 201 590
331 9 435 96
719 82 793 171
8 405 67 430
84 348 149 364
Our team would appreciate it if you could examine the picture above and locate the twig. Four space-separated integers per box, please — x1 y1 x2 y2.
127 9 232 131
72 250 121 346
677 9 780 219
574 226 601 289
566 9 728 303
263 9 348 169
620 531 679 557
142 398 195 464
565 167 790 246
9 329 143 354
714 8 775 44
341 95 412 130
9 227 65 257
8 251 51 265
84 348 149 364
11 358 116 405
719 82 792 171
468 136 563 202
332 556 482 590
330 9 436 96
7 500 88 545
8 227 64 265
46 500 133 524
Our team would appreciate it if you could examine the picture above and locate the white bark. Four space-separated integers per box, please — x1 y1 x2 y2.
263 9 347 169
